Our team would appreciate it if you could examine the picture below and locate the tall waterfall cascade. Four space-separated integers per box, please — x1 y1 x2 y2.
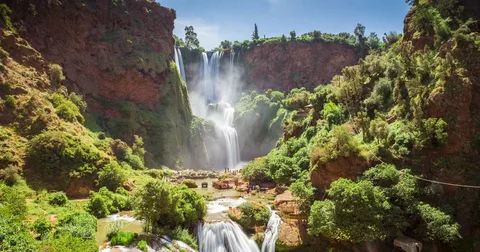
175 49 241 169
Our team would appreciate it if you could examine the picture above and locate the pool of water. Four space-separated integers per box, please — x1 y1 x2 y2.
191 177 243 199
96 211 144 246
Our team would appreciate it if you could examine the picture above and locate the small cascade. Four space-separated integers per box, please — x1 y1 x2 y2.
261 209 281 252
201 52 211 102
177 48 186 82
174 48 186 82
197 221 260 252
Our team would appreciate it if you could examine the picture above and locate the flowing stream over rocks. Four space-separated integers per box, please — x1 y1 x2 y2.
261 209 281 252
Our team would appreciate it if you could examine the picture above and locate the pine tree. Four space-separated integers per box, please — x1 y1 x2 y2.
252 23 259 40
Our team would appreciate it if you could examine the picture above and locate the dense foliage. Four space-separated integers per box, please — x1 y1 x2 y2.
86 187 132 218
231 202 271 230
239 0 480 249
308 164 460 244
0 183 98 251
133 180 206 232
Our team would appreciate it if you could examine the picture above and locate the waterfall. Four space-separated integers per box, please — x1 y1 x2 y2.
197 221 260 252
260 210 281 252
201 52 212 103
193 51 241 169
177 48 186 82
174 48 186 82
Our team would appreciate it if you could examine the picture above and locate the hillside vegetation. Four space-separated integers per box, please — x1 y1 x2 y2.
239 0 480 250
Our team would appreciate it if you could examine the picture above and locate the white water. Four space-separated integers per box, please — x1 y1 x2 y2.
261 209 281 252
207 197 247 214
197 221 260 252
189 51 241 169
174 48 186 82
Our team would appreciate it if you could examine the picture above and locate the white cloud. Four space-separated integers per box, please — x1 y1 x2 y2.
174 18 222 50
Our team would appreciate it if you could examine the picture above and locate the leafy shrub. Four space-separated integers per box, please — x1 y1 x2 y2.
32 217 53 240
321 101 345 128
106 220 126 240
134 181 206 232
49 93 84 123
416 202 460 243
125 152 145 170
311 125 360 167
111 139 129 160
4 95 16 109
308 179 402 243
241 158 272 183
419 118 448 147
110 231 135 246
0 165 20 186
236 202 270 230
68 92 87 113
182 179 198 188
137 240 148 251
55 212 97 240
26 131 102 184
97 162 127 191
86 191 110 218
48 192 68 206
0 4 15 32
387 121 417 158
265 151 300 184
39 233 98 252
0 184 37 251
86 187 131 218
48 64 66 86
290 172 316 214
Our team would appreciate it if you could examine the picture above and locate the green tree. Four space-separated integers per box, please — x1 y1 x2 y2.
416 202 460 243
369 118 389 144
354 23 367 55
281 34 287 43
313 30 321 42
242 159 272 183
184 26 200 49
308 179 401 243
367 32 381 50
321 101 345 128
220 40 232 49
290 30 296 41
290 172 316 214
133 181 206 232
252 23 259 40
383 31 401 49
97 162 127 191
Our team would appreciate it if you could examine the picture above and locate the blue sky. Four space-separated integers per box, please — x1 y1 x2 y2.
160 0 410 50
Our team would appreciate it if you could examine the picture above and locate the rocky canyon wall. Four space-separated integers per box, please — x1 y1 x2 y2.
4 0 203 168
243 42 357 91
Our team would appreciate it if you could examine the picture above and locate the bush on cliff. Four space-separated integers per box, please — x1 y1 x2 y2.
308 164 460 244
97 161 127 191
26 131 104 185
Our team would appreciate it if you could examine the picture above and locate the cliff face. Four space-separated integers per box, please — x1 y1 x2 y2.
7 0 175 107
4 0 201 168
243 42 357 91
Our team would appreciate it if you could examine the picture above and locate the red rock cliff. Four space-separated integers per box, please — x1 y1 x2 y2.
243 42 357 91
6 0 175 108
